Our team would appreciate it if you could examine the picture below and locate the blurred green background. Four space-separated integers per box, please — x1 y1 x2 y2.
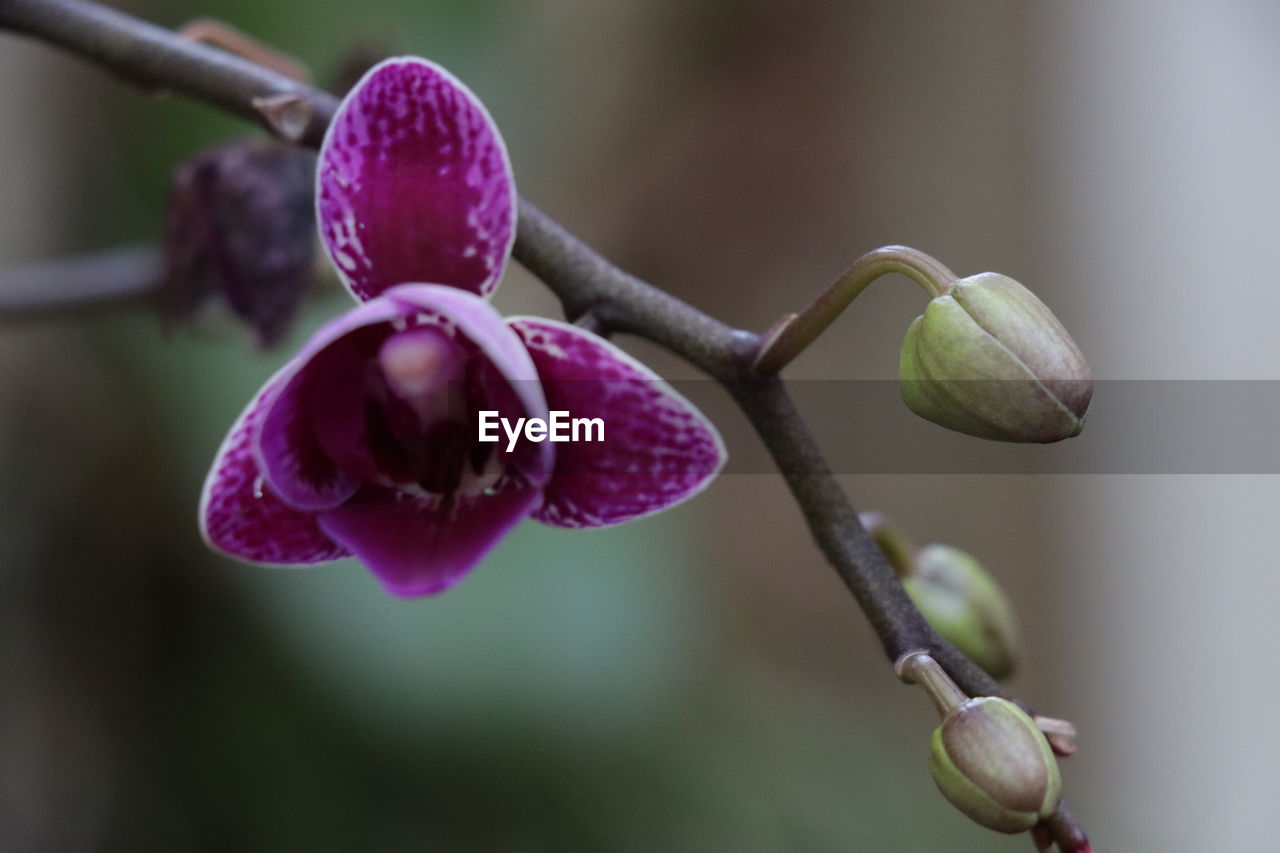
5 1 1280 851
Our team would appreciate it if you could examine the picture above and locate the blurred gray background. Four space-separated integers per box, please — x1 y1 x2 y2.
2 0 1276 850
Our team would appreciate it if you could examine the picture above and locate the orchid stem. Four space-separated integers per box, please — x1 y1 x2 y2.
0 244 161 319
752 245 958 375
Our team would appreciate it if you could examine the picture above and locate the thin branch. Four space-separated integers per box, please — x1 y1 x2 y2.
0 2 1088 847
0 244 160 318
513 198 758 378
0 0 337 143
727 377 1000 688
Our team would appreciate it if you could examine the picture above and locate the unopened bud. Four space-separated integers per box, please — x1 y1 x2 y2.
898 653 1062 835
906 544 1019 679
863 514 1019 679
929 696 1062 833
899 272 1092 443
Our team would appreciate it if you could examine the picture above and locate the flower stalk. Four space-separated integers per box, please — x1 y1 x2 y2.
896 650 970 717
753 245 957 374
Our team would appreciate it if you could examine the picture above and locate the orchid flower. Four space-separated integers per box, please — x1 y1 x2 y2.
199 58 726 596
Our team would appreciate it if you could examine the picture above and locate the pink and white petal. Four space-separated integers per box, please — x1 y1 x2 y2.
509 318 727 528
318 485 541 597
317 57 516 301
255 298 409 509
200 375 349 565
387 285 555 485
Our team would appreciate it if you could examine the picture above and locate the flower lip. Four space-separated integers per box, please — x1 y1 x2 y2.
387 285 554 486
361 327 485 496
366 326 483 494
252 285 552 513
315 56 518 302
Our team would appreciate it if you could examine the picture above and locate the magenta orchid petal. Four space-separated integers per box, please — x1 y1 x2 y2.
317 57 516 301
255 298 410 509
509 317 727 528
200 375 350 565
318 484 542 597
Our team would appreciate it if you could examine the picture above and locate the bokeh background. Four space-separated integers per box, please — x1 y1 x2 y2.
2 1 1277 850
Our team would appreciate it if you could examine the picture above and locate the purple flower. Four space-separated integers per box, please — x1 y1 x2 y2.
199 58 726 596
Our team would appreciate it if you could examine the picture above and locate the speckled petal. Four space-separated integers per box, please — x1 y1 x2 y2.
317 57 516 301
200 374 349 565
318 484 541 596
509 318 727 528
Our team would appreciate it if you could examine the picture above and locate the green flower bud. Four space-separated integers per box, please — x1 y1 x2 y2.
929 696 1062 833
904 544 1019 680
863 514 1019 679
899 272 1092 443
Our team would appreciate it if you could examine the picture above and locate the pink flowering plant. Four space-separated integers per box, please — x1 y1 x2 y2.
199 59 727 596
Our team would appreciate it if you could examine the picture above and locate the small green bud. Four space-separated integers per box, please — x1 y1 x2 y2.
929 696 1062 833
862 513 1019 679
899 272 1092 443
904 544 1019 679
